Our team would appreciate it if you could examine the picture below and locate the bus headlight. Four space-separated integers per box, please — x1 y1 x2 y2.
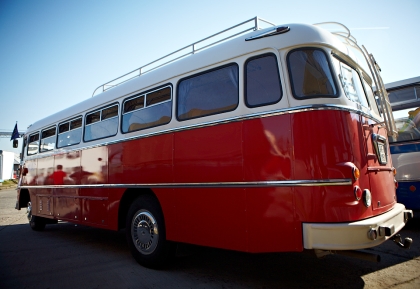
363 189 372 207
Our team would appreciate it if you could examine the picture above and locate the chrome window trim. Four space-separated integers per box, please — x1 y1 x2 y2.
22 104 381 161
19 178 352 190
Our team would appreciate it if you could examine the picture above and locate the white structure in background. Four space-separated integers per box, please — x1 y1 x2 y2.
0 150 15 181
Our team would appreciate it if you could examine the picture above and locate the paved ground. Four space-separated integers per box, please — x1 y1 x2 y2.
1 187 419 289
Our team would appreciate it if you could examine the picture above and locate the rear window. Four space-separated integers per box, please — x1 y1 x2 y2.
287 48 337 99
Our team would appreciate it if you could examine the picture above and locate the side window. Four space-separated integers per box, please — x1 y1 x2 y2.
84 104 119 142
339 62 369 108
57 117 82 148
40 127 56 152
122 86 172 133
177 64 239 121
287 48 337 99
27 132 39 156
245 53 282 107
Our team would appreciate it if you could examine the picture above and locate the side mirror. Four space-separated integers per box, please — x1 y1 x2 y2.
13 139 18 148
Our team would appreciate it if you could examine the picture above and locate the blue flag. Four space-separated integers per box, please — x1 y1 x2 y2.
10 123 19 141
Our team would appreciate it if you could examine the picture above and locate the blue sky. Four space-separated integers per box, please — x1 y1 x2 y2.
0 0 419 153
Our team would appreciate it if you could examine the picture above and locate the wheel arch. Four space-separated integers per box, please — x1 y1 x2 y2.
118 188 160 230
17 188 30 209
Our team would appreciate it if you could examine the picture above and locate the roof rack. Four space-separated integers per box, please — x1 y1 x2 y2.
314 22 398 137
92 16 276 97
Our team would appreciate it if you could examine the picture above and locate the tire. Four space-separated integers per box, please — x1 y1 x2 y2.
125 195 174 269
27 201 46 231
29 215 46 231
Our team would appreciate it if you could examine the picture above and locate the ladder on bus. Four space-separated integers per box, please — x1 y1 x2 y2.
314 22 398 137
92 16 275 97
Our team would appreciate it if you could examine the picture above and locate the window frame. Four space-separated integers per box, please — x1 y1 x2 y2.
176 63 239 121
121 84 173 134
27 132 40 156
83 103 119 142
244 53 283 108
57 116 83 148
39 126 57 153
287 47 339 100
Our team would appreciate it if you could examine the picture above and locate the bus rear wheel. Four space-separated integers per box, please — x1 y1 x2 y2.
126 195 174 268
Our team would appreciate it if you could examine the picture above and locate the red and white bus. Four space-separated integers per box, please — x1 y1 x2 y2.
15 17 413 268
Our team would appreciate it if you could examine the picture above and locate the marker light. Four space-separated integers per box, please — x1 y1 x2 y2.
354 186 362 201
392 167 397 176
352 167 360 181
363 189 372 207
394 179 399 189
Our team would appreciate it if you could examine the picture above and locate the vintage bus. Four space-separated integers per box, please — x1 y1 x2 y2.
15 17 413 268
387 76 420 212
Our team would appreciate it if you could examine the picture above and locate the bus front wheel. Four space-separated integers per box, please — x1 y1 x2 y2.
126 195 174 268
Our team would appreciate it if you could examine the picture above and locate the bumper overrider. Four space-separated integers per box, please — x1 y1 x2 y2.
303 203 413 250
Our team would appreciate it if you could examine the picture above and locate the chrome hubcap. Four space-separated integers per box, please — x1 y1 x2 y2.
131 210 158 255
27 202 32 222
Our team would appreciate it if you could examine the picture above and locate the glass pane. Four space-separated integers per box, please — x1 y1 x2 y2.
288 49 337 98
84 117 118 141
177 64 239 121
389 111 420 143
363 78 380 115
29 133 39 143
246 54 282 107
86 111 100 125
124 95 144 113
102 105 118 120
57 127 82 148
123 101 172 132
27 142 38 155
388 87 417 104
59 123 69 134
339 62 369 108
40 136 55 152
146 87 171 106
70 118 82 130
42 127 56 139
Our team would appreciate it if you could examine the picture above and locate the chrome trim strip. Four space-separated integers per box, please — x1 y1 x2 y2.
23 104 380 161
19 179 352 189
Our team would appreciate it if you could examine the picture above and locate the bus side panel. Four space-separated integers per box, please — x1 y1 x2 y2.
172 122 247 251
35 156 54 217
115 134 173 184
79 147 109 226
54 151 81 222
292 110 372 222
108 135 175 234
243 115 299 252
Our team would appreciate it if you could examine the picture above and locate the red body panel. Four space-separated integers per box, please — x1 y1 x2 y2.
22 109 396 253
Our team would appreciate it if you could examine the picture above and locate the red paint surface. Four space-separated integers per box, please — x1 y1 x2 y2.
21 109 397 253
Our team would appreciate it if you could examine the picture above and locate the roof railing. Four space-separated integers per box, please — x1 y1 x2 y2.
92 16 275 97
314 22 398 137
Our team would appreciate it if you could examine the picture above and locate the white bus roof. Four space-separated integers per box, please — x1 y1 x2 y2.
26 19 356 135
